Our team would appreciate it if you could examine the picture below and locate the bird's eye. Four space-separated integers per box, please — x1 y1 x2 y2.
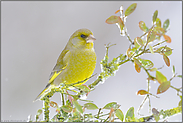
80 34 86 38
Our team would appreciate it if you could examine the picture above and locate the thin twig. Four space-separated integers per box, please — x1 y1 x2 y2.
170 85 182 93
124 28 133 44
153 40 167 48
105 43 116 57
119 58 130 65
147 79 151 113
148 95 151 113
103 115 110 122
169 73 178 82
97 108 102 119
61 93 65 106
138 95 148 116
149 93 160 98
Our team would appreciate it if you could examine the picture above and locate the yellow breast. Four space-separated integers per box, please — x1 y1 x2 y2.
53 47 96 86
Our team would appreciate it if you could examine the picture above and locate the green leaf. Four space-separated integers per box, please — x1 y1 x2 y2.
37 109 42 116
163 54 170 67
103 102 119 110
172 65 175 75
154 46 172 56
164 47 172 56
157 81 170 94
61 105 73 113
134 38 140 48
115 109 124 122
177 75 182 78
154 27 165 36
156 71 167 84
73 100 83 114
125 3 137 16
149 45 154 54
147 30 156 42
125 107 134 122
153 10 158 23
139 21 149 32
106 15 120 24
84 103 98 110
135 37 144 46
139 59 154 69
156 18 161 27
163 19 170 30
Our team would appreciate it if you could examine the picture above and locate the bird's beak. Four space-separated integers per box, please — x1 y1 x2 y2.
86 34 96 43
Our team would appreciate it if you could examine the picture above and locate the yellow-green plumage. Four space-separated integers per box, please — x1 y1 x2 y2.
34 29 96 101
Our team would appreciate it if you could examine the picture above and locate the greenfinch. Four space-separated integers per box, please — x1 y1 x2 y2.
34 28 96 101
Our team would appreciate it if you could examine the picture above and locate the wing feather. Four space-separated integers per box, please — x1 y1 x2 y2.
49 49 70 83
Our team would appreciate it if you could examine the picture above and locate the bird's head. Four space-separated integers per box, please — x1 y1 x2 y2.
68 28 96 50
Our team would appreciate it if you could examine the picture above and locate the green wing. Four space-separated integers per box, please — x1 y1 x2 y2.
49 49 69 83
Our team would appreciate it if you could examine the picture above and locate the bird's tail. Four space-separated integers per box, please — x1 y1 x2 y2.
33 83 53 102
